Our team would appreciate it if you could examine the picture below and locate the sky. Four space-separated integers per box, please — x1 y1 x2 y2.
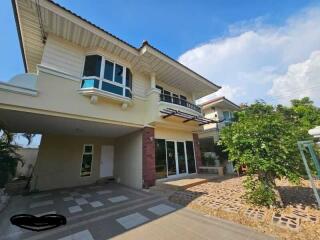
1 0 320 146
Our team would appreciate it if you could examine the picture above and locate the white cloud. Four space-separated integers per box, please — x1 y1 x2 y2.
268 51 320 104
196 85 245 105
178 6 320 106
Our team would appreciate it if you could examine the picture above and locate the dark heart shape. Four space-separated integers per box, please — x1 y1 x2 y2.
10 214 67 232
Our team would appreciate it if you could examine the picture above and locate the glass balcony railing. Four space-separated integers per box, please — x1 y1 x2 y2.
159 93 201 113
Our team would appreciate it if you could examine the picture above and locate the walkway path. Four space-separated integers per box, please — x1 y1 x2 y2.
0 183 275 240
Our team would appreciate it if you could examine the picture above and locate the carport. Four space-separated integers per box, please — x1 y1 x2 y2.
0 108 144 191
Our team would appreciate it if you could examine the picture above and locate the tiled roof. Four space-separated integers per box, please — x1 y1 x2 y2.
13 0 221 90
200 96 240 109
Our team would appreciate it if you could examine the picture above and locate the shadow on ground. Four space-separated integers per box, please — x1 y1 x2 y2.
278 185 319 208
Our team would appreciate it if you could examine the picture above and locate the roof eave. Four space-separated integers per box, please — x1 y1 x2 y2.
12 0 27 73
140 42 221 92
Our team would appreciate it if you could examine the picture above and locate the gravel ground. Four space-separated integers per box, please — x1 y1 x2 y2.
168 176 320 240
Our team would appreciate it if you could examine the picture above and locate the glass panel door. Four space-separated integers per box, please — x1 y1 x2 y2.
155 139 167 179
186 141 196 173
166 141 176 176
177 142 187 174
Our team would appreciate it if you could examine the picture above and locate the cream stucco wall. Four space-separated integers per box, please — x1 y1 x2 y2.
31 134 114 191
0 70 147 128
155 127 193 141
114 130 143 189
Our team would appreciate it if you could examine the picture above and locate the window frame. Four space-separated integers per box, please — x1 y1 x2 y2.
81 54 133 99
80 144 94 177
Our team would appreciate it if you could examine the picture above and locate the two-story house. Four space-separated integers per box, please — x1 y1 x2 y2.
198 96 240 162
0 0 220 191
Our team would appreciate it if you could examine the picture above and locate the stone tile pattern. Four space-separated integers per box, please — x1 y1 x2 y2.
169 177 320 233
245 207 266 221
272 213 301 231
58 229 94 240
116 212 149 230
142 127 156 188
148 204 175 216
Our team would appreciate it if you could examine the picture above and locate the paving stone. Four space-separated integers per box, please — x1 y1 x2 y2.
108 195 128 203
35 211 56 217
222 204 241 213
272 213 301 231
32 193 52 199
116 212 149 229
75 198 88 205
90 201 104 208
29 200 54 208
81 193 91 198
58 229 94 240
63 196 74 202
245 207 266 221
97 190 112 195
68 205 82 214
70 192 80 197
148 204 175 216
291 209 318 223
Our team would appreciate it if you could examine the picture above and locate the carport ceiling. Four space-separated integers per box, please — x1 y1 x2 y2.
0 109 141 138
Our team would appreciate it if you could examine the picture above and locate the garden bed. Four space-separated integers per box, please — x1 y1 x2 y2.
169 176 320 240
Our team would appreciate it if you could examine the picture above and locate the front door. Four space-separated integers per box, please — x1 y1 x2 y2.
100 145 114 178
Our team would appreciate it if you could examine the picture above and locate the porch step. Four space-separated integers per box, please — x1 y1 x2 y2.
162 178 209 190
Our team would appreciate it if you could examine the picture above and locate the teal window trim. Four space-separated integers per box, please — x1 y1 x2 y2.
81 54 133 99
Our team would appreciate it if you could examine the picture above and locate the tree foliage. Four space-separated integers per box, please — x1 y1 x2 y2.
0 123 34 187
220 98 320 206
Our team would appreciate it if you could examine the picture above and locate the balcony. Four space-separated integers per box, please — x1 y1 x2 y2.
159 93 201 114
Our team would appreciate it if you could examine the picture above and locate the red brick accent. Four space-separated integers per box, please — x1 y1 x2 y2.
142 127 156 188
193 133 202 172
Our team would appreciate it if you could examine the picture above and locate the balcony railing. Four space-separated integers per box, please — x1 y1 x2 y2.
159 93 201 113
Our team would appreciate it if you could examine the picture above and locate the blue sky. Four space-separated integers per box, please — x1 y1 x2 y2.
1 0 320 106
1 0 320 146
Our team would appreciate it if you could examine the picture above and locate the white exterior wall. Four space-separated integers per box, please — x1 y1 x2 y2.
41 36 85 78
41 36 149 99
114 130 143 189
31 134 114 191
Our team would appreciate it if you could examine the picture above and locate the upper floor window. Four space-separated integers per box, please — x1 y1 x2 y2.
83 55 102 77
223 111 234 122
81 55 132 99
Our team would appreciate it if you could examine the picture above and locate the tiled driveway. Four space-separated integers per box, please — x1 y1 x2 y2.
0 183 274 240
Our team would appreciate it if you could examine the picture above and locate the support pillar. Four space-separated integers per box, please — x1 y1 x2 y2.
193 133 202 173
142 127 156 188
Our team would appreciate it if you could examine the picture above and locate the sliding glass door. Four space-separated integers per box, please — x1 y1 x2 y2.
166 141 177 176
186 141 196 173
155 139 196 178
155 139 167 179
177 142 187 174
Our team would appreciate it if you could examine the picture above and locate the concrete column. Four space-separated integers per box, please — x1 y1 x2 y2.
150 73 156 89
193 133 202 173
142 127 156 188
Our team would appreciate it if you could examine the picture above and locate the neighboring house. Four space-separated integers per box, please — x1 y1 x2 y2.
15 148 39 178
0 0 220 191
198 97 240 163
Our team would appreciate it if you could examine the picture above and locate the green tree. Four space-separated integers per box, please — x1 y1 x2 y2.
220 101 303 206
0 123 33 188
